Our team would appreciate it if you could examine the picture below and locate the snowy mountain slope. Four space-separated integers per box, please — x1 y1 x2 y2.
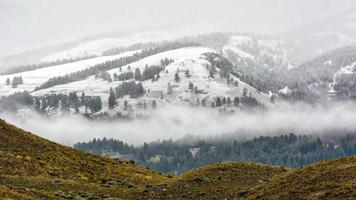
32 47 270 115
281 44 356 101
220 34 291 93
0 29 202 71
330 61 356 97
223 46 254 60
277 9 356 65
0 50 138 97
41 30 191 62
222 34 290 70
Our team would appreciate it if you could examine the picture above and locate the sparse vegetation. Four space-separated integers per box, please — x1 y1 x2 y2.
0 119 167 199
0 120 355 199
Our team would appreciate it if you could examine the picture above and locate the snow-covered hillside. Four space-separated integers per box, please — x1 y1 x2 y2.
32 47 270 115
41 30 189 62
222 35 290 71
0 51 138 96
277 10 356 65
329 61 356 96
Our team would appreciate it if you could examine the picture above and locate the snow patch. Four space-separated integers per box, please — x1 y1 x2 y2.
0 51 138 97
229 36 252 46
324 60 332 66
279 86 291 95
223 46 254 59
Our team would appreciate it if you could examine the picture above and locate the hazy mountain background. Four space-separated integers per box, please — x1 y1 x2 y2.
1 0 355 57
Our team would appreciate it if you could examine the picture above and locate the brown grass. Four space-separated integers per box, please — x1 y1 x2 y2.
1 119 355 200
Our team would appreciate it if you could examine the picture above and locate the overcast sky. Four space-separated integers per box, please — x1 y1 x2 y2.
0 0 355 57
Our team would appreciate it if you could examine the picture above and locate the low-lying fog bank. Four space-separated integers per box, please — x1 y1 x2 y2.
1 101 356 146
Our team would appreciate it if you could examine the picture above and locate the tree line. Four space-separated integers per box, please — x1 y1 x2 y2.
0 91 103 114
5 76 24 88
35 41 197 91
74 133 356 174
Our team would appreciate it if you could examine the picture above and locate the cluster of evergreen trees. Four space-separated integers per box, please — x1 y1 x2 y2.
102 42 159 56
0 91 33 112
333 71 356 100
140 64 163 81
102 40 199 56
114 71 134 81
95 71 113 82
108 81 148 109
35 42 189 91
112 58 173 82
33 92 102 114
225 47 286 93
75 133 356 174
115 81 145 98
211 96 236 107
85 96 102 113
203 52 269 93
5 76 24 88
283 45 356 102
278 86 320 104
0 91 103 114
208 95 264 110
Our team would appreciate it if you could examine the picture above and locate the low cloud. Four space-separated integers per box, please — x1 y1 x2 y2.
1 101 356 146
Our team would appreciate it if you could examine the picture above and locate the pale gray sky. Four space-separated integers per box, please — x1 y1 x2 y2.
0 0 355 56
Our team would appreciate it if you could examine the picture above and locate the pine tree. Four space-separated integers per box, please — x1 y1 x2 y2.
35 98 41 111
156 73 160 81
233 97 240 107
194 86 199 94
137 82 145 97
124 100 128 110
6 78 10 85
74 104 79 113
81 92 85 105
242 88 248 97
185 70 191 78
152 100 157 109
108 87 116 109
96 97 102 111
270 94 276 103
209 70 215 78
188 82 194 90
227 97 232 105
215 97 222 107
134 68 142 81
201 99 206 107
113 73 119 81
222 97 227 104
60 95 69 112
167 82 173 95
175 72 180 82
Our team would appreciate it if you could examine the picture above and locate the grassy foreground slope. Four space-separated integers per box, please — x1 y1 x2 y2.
0 119 355 199
0 119 168 199
134 162 289 199
244 156 356 200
